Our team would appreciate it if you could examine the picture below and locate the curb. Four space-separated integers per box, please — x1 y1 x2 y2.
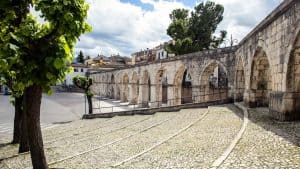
210 103 249 168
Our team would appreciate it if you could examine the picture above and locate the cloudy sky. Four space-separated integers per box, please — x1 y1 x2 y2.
75 0 283 57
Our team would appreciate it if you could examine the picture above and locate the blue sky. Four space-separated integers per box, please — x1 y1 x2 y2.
75 0 283 57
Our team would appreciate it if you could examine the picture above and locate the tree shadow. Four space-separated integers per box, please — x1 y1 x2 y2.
0 142 11 149
228 104 300 147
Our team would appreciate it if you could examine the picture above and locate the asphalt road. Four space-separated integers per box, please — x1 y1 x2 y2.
0 92 86 136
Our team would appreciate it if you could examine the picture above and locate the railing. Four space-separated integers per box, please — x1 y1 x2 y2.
88 89 229 114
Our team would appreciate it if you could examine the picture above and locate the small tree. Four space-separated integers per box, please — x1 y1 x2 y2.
78 50 85 63
166 1 226 55
73 76 93 114
0 0 91 168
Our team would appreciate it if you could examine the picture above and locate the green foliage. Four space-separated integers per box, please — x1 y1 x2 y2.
166 1 227 55
0 0 91 95
78 50 85 63
73 76 93 97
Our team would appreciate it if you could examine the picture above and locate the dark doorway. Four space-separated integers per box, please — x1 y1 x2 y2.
181 70 192 104
162 77 168 104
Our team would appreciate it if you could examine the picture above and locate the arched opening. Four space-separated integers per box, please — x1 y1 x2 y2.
250 48 272 107
287 33 300 93
181 70 192 104
279 32 300 120
199 61 228 102
148 78 151 101
141 70 151 107
173 66 190 105
162 77 168 104
122 74 129 102
234 57 245 102
110 74 115 99
130 72 139 104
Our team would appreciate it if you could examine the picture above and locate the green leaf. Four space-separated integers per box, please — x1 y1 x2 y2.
54 58 64 69
8 43 19 51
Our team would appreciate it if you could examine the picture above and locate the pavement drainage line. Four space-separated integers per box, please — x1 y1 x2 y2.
44 118 131 144
1 117 150 160
0 117 151 161
63 116 156 146
2 161 11 169
48 116 173 166
210 103 249 169
44 117 121 141
43 119 111 139
43 117 117 138
112 110 210 168
0 145 61 161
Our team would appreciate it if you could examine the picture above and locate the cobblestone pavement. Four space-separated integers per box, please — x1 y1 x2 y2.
220 108 300 169
0 105 299 169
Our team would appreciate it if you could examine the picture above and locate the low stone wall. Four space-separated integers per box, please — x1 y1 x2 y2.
82 99 232 119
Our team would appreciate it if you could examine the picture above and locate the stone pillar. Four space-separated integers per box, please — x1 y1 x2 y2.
269 92 300 121
243 89 258 108
167 86 175 106
150 84 157 108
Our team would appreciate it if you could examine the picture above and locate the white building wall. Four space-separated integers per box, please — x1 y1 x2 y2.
64 67 88 86
156 49 168 60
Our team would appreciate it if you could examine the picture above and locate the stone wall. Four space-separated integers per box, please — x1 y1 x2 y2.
234 0 300 120
90 47 236 108
90 0 300 121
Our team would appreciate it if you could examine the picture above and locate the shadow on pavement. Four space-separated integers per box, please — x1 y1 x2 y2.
228 104 300 147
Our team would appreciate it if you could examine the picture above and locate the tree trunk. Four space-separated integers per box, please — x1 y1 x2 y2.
11 95 23 144
87 95 93 114
24 85 48 169
19 93 29 153
19 104 29 153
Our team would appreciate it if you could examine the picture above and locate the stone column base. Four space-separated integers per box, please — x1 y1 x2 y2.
269 92 300 121
243 89 269 108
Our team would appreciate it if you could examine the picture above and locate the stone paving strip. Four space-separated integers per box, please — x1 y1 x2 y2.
0 118 115 158
0 116 131 160
1 105 299 168
49 108 208 168
1 112 175 168
1 115 149 168
118 105 243 169
220 108 300 169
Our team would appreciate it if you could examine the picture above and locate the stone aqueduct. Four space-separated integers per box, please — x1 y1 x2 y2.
90 0 300 121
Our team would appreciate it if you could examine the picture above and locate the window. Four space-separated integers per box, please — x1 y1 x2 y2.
74 68 78 72
81 68 83 72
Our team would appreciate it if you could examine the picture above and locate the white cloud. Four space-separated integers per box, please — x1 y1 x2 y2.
210 0 283 44
75 0 189 57
75 0 283 57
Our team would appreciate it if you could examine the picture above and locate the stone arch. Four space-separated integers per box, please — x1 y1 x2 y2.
110 74 115 99
155 68 168 107
141 70 151 107
199 60 228 102
287 32 300 93
173 65 192 105
278 31 300 120
234 56 246 102
130 71 139 104
249 47 272 107
121 73 129 102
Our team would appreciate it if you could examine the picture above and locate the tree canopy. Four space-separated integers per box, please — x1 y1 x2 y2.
0 0 91 168
0 0 91 94
165 1 227 55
